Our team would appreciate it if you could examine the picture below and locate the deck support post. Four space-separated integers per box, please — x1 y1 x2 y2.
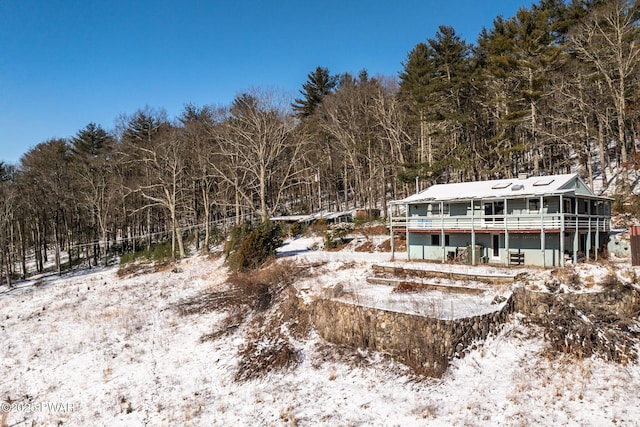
441 201 446 263
540 195 545 268
587 200 592 260
560 195 565 267
573 198 579 263
406 203 410 261
390 205 395 261
471 200 476 266
504 198 509 267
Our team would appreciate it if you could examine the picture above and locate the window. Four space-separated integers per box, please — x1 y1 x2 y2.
495 202 504 222
431 234 440 246
445 234 450 246
484 201 504 222
528 199 540 212
563 198 574 214
484 202 494 217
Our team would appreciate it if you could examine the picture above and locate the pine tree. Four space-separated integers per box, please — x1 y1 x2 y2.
399 27 474 181
399 42 434 168
478 3 565 176
121 108 169 145
71 123 111 157
424 26 474 181
292 66 338 117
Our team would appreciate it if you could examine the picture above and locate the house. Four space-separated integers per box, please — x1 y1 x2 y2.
389 173 612 267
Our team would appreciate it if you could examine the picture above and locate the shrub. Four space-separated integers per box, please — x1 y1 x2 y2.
600 272 620 289
224 222 253 259
305 218 327 235
226 221 283 272
118 240 174 265
289 221 306 238
175 260 311 381
354 210 381 227
324 222 354 249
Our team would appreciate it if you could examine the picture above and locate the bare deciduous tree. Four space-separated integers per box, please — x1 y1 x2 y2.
569 0 640 185
211 89 310 221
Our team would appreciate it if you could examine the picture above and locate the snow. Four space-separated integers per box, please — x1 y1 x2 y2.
1 240 640 426
398 173 583 203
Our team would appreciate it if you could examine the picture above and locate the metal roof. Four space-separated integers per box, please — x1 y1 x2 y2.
393 173 610 204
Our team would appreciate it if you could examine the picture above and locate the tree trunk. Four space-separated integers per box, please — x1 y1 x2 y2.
53 220 61 275
18 221 26 279
598 120 609 190
202 186 210 253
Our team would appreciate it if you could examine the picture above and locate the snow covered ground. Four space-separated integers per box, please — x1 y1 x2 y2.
1 239 639 426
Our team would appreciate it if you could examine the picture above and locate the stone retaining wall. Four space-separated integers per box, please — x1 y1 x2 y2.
299 283 639 377
511 285 640 321
308 297 512 376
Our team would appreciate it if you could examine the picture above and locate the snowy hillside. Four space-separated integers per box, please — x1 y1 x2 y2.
1 239 640 426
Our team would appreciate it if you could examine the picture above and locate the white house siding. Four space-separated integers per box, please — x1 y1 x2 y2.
509 233 562 267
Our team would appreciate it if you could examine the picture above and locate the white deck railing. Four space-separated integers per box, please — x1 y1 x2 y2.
391 214 610 232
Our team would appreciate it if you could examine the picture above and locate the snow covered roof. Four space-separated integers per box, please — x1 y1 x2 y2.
395 173 607 204
271 210 356 223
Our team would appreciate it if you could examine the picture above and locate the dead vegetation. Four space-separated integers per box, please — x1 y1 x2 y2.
355 224 387 240
310 341 430 382
354 240 375 252
234 291 309 381
531 276 640 364
116 260 172 278
377 237 406 252
538 300 638 364
547 268 581 290
176 260 313 381
392 281 418 293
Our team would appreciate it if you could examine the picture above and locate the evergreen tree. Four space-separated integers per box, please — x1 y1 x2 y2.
121 108 169 145
292 66 338 117
71 123 112 157
399 42 434 167
478 3 565 176
424 26 474 181
399 26 474 181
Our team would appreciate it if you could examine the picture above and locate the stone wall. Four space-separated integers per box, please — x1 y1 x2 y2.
511 285 640 321
308 297 512 376
300 284 639 377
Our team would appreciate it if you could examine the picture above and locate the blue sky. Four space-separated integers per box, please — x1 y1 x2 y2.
0 0 533 164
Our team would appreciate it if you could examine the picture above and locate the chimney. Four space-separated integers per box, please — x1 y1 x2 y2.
518 172 529 180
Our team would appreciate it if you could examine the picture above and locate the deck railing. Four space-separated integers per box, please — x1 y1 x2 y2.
391 213 610 232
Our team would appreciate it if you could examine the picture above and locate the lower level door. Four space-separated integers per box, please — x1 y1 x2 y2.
492 234 500 258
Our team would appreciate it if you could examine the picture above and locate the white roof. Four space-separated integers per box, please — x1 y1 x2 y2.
271 209 356 222
396 173 601 204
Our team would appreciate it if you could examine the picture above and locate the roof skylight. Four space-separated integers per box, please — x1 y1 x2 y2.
491 182 512 189
533 178 555 186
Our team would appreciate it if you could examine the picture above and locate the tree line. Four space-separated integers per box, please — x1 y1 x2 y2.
1 0 639 282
